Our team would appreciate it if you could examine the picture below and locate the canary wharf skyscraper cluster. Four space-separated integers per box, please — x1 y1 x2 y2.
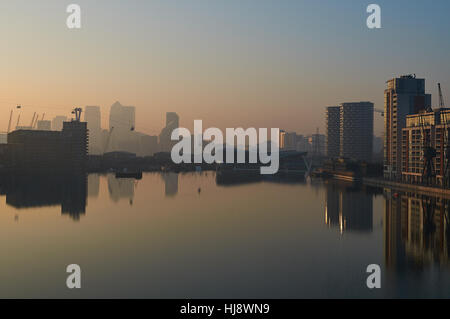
82 102 178 157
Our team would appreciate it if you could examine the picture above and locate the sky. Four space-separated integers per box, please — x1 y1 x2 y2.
1 0 450 137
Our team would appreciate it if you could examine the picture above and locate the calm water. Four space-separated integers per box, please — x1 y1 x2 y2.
0 172 449 298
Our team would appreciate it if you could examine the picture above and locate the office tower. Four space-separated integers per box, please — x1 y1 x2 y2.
159 112 179 152
295 135 308 152
85 106 101 129
283 132 298 151
110 101 135 131
138 134 158 157
52 116 67 131
37 120 51 131
326 106 340 158
279 130 286 149
309 131 326 157
85 106 102 154
109 101 136 152
340 102 374 162
384 75 431 179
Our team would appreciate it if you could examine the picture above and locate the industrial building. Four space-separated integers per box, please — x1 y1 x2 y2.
384 75 432 179
6 111 88 174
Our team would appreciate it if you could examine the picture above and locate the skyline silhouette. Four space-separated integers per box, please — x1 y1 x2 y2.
2 1 450 137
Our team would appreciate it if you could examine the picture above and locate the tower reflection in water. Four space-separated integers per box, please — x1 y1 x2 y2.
385 192 450 273
107 174 135 204
162 172 178 197
324 181 374 233
105 172 179 202
0 174 87 221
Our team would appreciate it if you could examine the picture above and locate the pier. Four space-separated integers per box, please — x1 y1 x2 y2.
363 177 450 199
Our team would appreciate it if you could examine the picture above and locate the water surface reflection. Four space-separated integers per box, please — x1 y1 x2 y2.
0 173 449 298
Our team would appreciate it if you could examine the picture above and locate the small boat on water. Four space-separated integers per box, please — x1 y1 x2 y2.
115 169 143 180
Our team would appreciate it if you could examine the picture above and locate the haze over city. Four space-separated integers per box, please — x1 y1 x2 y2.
1 0 449 137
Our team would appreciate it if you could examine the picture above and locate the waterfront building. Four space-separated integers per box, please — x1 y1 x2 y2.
401 108 450 186
384 75 432 179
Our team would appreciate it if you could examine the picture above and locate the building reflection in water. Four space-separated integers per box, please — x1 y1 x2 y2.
162 172 178 197
0 174 87 221
107 175 135 204
324 181 374 233
385 192 450 273
87 174 100 198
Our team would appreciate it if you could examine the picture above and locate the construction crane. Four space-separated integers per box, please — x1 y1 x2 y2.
16 114 21 129
7 110 13 133
419 112 436 185
437 83 450 187
32 114 40 129
72 107 83 122
30 112 36 128
438 83 446 109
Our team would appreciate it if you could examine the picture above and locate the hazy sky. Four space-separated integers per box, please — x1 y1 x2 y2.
1 0 450 136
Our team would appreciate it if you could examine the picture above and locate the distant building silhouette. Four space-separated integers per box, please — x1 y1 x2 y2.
138 134 158 157
51 116 67 131
309 132 325 157
36 120 51 131
159 112 179 152
109 101 136 153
